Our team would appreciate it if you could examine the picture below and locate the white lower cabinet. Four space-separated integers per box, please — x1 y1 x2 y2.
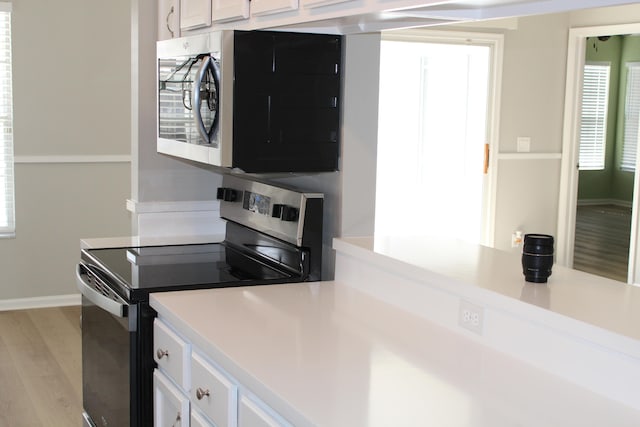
153 317 292 427
191 351 238 426
154 370 190 427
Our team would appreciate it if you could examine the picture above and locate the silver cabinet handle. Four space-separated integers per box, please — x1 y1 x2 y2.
196 387 210 400
156 349 169 359
166 6 175 38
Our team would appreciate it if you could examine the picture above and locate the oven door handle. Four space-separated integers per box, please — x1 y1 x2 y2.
76 264 128 318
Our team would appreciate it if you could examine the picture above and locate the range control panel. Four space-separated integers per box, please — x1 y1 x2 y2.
217 174 322 246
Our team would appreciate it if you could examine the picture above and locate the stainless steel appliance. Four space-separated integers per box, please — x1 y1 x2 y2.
157 30 342 173
76 174 323 426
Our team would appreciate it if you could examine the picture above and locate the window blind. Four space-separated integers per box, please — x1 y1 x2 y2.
0 3 13 237
579 63 610 171
622 63 640 172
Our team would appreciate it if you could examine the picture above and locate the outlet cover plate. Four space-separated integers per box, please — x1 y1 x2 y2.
459 300 484 335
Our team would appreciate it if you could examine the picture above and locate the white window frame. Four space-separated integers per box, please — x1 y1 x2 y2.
578 62 610 171
621 62 640 172
0 2 13 238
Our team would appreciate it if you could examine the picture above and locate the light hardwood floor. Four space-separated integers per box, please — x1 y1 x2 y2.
573 204 631 282
0 305 82 427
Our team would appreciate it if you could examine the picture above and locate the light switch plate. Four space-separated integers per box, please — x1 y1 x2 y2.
517 137 531 152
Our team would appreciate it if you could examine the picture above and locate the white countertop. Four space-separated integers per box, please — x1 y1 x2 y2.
151 282 640 427
335 235 640 342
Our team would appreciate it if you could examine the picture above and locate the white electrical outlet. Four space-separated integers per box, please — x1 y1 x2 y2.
458 300 484 335
512 230 523 248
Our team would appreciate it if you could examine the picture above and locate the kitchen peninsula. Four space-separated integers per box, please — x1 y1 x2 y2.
150 236 640 426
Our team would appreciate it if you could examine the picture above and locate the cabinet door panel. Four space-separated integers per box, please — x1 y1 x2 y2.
153 370 189 427
250 0 298 17
181 0 212 30
212 0 250 22
158 0 180 40
191 351 238 427
154 319 191 390
302 0 352 7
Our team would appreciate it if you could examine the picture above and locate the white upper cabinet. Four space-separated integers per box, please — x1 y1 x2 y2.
158 0 640 40
181 0 212 30
212 0 250 23
301 0 351 8
158 0 180 40
250 0 298 17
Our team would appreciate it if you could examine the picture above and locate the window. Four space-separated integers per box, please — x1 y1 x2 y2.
0 3 12 237
579 63 610 171
621 62 640 172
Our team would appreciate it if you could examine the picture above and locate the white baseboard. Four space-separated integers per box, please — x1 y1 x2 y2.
0 294 81 311
577 198 632 208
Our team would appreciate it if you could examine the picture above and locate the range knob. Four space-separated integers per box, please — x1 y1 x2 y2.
272 204 299 222
216 187 238 202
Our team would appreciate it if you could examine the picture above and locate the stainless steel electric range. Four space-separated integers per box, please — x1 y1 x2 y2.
76 174 323 427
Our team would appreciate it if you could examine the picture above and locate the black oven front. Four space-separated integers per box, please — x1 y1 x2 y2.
78 264 155 427
76 240 304 427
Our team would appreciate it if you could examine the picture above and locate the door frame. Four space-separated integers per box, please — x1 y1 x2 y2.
380 29 504 246
558 22 640 284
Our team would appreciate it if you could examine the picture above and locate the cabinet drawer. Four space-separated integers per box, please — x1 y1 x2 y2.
154 318 191 390
153 369 189 427
239 394 292 427
191 351 238 427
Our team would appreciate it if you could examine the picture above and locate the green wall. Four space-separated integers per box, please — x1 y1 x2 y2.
612 35 640 202
578 34 640 203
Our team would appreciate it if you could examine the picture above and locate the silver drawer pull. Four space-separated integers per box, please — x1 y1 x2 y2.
156 349 169 359
196 387 210 400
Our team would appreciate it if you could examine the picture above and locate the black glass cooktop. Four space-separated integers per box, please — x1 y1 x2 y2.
81 243 295 301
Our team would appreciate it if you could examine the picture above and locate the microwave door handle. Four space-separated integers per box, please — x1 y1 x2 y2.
192 55 213 143
75 264 127 318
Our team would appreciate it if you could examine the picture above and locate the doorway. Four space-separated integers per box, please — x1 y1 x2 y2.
559 23 640 284
375 30 503 245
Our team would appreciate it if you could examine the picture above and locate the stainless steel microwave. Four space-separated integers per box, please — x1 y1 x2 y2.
156 30 343 173
157 31 232 167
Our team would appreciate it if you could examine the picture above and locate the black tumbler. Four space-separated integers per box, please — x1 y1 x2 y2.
522 234 554 283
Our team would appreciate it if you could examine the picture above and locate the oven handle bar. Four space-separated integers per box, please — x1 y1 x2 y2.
75 264 128 318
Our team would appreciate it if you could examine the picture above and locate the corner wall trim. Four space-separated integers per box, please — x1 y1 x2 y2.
14 155 131 164
0 294 81 311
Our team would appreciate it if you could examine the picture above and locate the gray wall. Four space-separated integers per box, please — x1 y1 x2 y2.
0 0 132 301
492 4 640 251
492 12 569 251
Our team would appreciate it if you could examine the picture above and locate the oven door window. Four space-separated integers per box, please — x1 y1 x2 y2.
82 295 130 427
158 54 220 146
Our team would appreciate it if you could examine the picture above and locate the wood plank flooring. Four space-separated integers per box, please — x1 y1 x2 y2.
0 305 82 427
573 204 631 282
